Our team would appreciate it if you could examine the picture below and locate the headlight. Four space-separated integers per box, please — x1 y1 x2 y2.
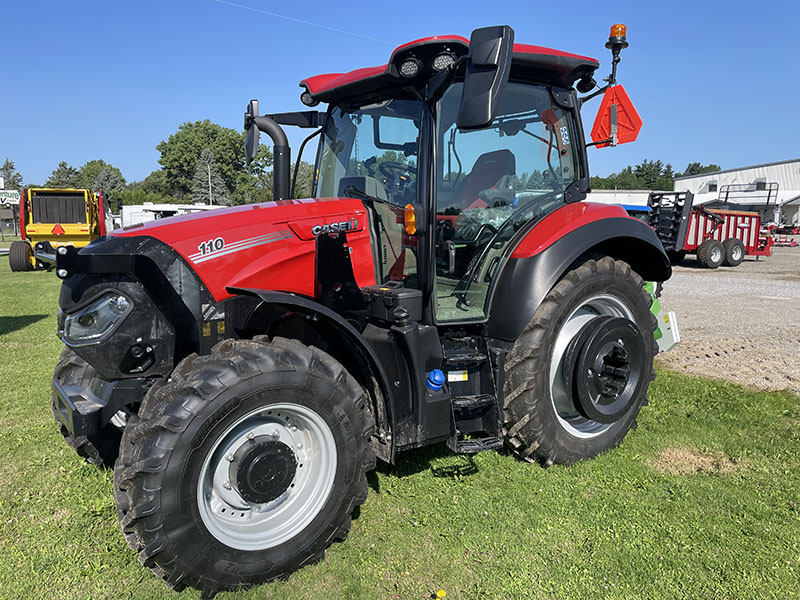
399 58 421 78
432 52 456 71
63 292 133 346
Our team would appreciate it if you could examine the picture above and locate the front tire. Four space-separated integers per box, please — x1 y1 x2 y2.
503 257 657 466
51 348 123 468
9 241 33 272
114 337 375 596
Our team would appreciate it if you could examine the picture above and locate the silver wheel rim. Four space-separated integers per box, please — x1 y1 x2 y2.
549 294 634 439
711 246 722 263
732 245 743 261
197 402 337 550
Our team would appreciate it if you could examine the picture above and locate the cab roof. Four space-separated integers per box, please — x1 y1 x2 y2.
300 35 599 105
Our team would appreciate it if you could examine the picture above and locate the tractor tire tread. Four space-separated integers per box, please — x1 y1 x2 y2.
51 347 122 468
113 336 374 595
502 257 657 466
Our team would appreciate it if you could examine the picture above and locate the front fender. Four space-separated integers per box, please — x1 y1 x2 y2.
485 212 670 341
227 287 395 462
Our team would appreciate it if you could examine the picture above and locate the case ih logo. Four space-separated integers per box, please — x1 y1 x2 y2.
312 218 359 236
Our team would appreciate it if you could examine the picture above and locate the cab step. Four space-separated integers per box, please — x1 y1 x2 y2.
451 436 504 454
447 394 503 454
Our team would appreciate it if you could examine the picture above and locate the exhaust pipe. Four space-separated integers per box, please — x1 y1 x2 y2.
245 100 291 201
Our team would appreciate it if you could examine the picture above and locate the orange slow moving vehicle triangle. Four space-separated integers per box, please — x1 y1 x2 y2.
590 84 642 148
51 224 65 235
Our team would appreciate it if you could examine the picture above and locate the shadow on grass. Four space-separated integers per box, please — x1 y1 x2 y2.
0 314 48 335
369 442 482 492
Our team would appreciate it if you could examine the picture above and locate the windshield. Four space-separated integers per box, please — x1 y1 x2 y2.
434 81 580 323
316 100 424 205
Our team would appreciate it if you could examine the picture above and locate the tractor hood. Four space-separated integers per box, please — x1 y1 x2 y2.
112 197 375 300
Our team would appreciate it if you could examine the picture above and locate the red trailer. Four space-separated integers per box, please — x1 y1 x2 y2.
682 207 774 268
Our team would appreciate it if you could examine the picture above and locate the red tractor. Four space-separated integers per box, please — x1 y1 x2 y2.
51 25 673 596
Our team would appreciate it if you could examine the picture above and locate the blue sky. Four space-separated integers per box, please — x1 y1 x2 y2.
2 0 798 185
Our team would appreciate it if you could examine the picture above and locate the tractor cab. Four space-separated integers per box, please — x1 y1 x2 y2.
247 26 634 326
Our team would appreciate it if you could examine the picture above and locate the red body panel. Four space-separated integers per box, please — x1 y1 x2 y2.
19 190 26 241
98 191 107 236
510 202 631 258
682 209 772 257
302 66 387 96
112 198 376 301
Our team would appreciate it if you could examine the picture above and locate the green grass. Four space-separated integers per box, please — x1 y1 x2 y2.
0 261 798 600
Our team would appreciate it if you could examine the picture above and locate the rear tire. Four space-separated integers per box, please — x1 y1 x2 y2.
114 337 375 596
51 348 123 468
722 238 745 266
502 257 657 466
9 241 33 272
696 239 724 268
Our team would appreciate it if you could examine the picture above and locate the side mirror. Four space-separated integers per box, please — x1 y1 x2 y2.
244 99 260 164
456 25 515 130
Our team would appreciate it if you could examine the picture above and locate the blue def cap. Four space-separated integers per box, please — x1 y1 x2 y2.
426 369 445 391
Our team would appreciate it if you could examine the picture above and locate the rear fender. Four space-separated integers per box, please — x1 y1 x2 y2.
485 209 670 341
228 287 395 463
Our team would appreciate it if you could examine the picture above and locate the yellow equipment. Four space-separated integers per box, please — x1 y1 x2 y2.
9 188 112 271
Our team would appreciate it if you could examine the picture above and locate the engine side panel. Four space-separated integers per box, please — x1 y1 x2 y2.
112 198 376 301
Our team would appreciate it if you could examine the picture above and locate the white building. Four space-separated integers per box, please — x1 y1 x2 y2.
673 158 800 225
120 202 224 228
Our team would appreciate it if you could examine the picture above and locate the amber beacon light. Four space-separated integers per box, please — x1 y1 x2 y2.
607 24 629 49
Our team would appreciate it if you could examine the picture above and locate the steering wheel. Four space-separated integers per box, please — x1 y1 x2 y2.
378 161 417 203
379 161 417 178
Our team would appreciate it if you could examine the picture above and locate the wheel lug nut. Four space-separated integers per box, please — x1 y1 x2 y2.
247 432 255 441
223 481 232 490
290 425 298 432
225 453 234 462
296 442 303 449
271 429 280 440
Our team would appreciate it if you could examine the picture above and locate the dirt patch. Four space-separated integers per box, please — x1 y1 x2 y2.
658 245 800 392
650 446 736 475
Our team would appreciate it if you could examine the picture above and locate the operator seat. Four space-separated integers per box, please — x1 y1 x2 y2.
460 149 516 209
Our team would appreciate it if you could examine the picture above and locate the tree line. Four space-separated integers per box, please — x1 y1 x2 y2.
2 120 315 211
590 160 721 191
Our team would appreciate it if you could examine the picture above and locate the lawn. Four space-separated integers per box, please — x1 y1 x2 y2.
0 261 798 600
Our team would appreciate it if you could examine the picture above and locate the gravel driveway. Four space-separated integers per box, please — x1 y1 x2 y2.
657 241 800 391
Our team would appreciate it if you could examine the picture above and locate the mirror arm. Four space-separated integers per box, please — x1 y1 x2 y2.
579 83 610 106
291 128 322 199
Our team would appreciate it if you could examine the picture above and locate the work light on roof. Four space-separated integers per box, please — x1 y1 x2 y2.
432 52 456 71
300 91 319 107
399 58 421 78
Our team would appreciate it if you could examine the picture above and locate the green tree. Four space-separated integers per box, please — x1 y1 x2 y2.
78 159 126 190
46 161 81 188
93 167 126 194
1 159 23 190
138 170 170 195
190 148 229 205
157 120 272 199
679 162 721 178
293 161 315 199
